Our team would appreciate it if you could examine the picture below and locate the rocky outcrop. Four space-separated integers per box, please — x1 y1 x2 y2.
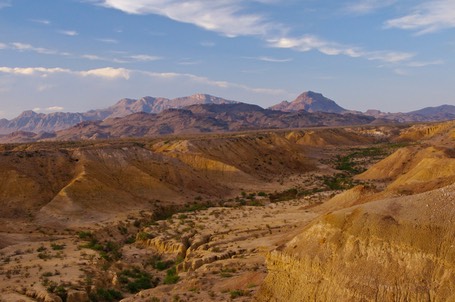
257 184 455 301
270 91 347 113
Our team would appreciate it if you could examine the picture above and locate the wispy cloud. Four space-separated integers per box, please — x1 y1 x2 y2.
256 56 293 63
177 59 202 65
243 55 293 63
128 54 161 62
32 106 65 112
268 35 415 63
385 0 455 34
344 0 396 14
58 30 79 36
407 60 444 68
0 67 71 76
30 19 51 25
0 65 288 96
10 42 59 55
91 0 414 64
93 0 283 38
80 67 131 79
0 66 130 80
97 38 119 44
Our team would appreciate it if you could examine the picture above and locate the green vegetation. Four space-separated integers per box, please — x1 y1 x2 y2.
322 174 356 190
77 231 94 240
220 267 236 278
89 288 123 302
50 243 65 251
163 267 179 284
229 289 247 299
79 235 122 262
118 267 158 293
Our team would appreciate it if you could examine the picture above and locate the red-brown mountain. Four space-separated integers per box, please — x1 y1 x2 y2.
270 91 347 113
0 94 235 134
53 103 375 141
364 104 455 122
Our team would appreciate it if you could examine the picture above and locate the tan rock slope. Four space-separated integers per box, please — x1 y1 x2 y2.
258 184 455 301
258 121 455 301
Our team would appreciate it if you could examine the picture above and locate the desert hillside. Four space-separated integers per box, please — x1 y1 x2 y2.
1 121 455 301
257 120 455 301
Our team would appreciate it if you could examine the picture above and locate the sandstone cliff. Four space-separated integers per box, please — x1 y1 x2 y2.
257 184 455 301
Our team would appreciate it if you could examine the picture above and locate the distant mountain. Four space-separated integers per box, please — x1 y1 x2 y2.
364 104 455 123
270 91 347 113
52 103 375 141
0 94 236 134
1 91 454 137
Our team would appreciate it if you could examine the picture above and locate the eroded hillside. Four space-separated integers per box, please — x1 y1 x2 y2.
1 122 454 301
258 120 455 302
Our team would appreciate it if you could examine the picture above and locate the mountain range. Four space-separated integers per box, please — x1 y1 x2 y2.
0 91 454 142
0 94 235 134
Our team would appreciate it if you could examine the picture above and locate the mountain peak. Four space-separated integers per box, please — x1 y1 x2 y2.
270 91 347 113
18 110 40 118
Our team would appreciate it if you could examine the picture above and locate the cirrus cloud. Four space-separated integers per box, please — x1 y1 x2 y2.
90 0 413 64
385 0 455 34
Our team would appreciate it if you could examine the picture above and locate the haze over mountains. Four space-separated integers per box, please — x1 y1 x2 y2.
0 91 454 141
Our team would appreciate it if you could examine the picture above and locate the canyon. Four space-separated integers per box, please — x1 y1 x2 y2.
1 119 455 301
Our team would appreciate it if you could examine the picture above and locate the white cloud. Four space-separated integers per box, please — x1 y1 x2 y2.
344 0 396 14
407 60 444 68
80 67 131 79
268 35 415 63
129 54 161 62
58 30 79 36
90 0 414 65
97 38 119 43
10 42 58 55
385 0 455 34
94 0 282 38
46 106 64 112
0 66 131 80
30 19 51 25
178 60 202 65
256 56 292 63
0 67 71 76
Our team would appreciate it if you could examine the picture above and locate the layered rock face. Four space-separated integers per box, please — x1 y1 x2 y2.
257 184 455 301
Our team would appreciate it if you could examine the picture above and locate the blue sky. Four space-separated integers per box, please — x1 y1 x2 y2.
0 0 454 118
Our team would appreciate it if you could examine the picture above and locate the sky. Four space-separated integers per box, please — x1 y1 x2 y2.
0 0 454 119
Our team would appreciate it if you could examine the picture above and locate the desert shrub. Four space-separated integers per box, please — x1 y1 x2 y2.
89 288 123 302
229 289 246 299
77 231 93 240
163 267 179 284
153 260 174 271
136 232 152 241
118 267 158 293
50 243 65 251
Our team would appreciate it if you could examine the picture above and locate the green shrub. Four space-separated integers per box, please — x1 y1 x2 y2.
229 289 246 299
163 267 179 284
50 243 65 251
90 288 123 302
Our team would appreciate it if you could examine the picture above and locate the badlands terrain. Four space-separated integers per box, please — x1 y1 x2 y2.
1 118 455 301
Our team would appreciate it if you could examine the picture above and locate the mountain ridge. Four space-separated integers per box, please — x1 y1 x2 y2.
1 91 454 137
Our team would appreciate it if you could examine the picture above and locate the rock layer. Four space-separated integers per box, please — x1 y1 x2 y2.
257 184 455 301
